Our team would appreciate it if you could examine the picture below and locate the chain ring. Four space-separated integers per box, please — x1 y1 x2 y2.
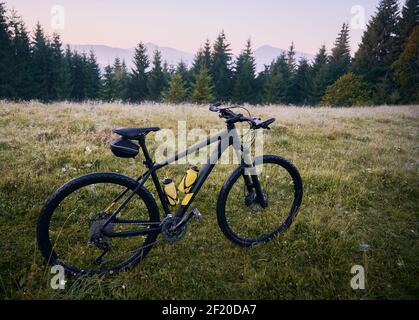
161 217 187 242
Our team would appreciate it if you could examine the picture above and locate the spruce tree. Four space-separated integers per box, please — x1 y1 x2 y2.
232 39 257 104
163 71 187 103
285 43 298 103
59 46 73 100
50 33 65 101
399 0 418 43
201 39 212 69
287 42 297 73
85 51 101 100
0 2 13 98
148 50 166 101
352 0 402 103
191 39 212 80
112 57 128 100
176 60 191 95
289 58 313 105
262 53 291 104
70 52 87 101
191 66 214 104
126 42 149 103
254 65 270 104
311 45 330 104
210 31 233 101
328 23 351 85
392 26 419 103
31 22 53 102
9 10 32 100
262 62 284 104
101 65 116 101
162 60 172 92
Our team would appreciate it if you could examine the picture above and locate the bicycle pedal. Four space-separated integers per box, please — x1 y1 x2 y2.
191 208 202 223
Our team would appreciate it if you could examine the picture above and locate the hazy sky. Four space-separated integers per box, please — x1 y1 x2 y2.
5 0 395 54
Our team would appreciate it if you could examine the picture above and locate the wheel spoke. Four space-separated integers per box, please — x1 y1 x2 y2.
220 157 302 245
39 174 160 275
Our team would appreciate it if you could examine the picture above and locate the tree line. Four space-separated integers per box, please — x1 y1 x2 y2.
0 0 417 106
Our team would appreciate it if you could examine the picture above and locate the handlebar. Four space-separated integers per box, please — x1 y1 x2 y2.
209 103 275 130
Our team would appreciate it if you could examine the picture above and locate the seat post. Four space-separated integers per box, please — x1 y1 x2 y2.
138 135 154 169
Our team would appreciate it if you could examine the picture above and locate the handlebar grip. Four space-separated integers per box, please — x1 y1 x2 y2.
264 118 276 127
211 102 222 108
209 102 222 112
209 105 219 112
253 118 276 129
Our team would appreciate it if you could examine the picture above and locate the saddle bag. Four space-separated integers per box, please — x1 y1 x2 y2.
110 138 140 158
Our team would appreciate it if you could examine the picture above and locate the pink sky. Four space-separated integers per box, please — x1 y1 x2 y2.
5 0 392 54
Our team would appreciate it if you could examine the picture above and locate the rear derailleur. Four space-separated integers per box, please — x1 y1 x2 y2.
89 212 115 265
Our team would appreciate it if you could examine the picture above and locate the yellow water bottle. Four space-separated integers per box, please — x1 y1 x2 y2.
163 178 179 206
178 166 199 194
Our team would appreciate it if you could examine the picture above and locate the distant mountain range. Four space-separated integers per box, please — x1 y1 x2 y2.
68 43 314 73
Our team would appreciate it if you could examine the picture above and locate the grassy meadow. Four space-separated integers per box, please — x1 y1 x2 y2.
0 101 418 299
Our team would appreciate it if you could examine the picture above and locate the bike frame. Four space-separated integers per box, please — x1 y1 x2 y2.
102 123 265 238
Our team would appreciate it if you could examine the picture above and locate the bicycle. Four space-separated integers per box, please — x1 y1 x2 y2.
37 103 303 275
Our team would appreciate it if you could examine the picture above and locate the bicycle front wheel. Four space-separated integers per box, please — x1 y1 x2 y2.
217 155 303 246
37 173 160 275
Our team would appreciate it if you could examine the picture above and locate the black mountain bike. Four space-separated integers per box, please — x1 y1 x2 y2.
37 103 303 275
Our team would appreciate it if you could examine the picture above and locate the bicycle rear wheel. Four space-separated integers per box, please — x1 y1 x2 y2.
37 173 160 275
217 155 303 246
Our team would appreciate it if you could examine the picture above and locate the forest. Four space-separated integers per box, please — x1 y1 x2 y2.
0 0 417 106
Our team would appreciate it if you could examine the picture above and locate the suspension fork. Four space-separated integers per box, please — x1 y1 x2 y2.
241 145 268 208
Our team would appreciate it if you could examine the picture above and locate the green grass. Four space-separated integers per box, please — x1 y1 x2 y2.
0 101 418 300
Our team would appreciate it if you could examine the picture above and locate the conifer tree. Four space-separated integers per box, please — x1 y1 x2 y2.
399 0 418 44
126 42 149 102
327 23 351 85
9 10 32 100
392 26 419 103
210 31 233 101
352 0 402 103
176 60 191 94
148 50 166 101
58 46 73 100
191 66 214 104
0 2 13 98
85 51 101 100
284 43 298 103
191 39 212 80
262 53 291 104
311 45 330 104
163 71 187 103
289 58 313 105
49 33 65 101
262 63 284 104
111 57 128 100
101 64 116 101
31 22 53 102
287 42 297 73
162 60 172 91
70 52 87 101
232 39 257 104
254 65 270 104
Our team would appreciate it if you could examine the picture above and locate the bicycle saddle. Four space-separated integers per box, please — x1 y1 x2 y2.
112 127 160 139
